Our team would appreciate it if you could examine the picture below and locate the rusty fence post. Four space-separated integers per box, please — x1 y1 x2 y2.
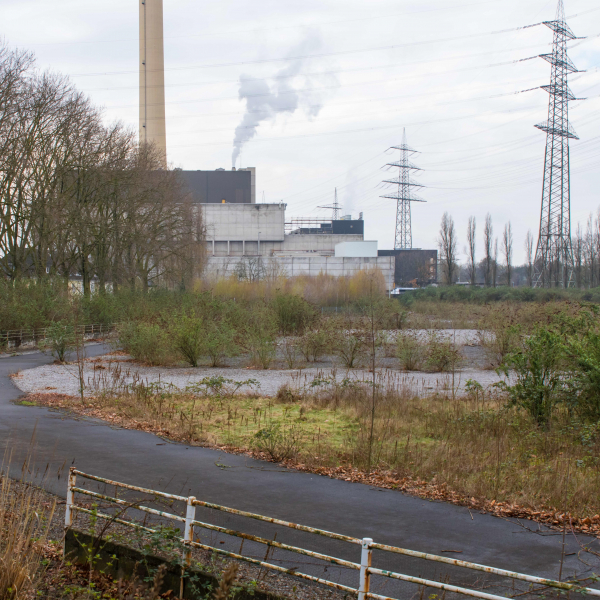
180 496 197 598
358 537 373 600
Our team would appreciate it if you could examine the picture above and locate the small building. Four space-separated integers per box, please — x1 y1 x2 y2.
378 249 438 287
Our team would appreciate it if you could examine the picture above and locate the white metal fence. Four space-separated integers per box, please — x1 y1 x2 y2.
66 468 599 600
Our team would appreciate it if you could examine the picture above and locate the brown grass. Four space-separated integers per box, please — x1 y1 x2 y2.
0 466 56 600
406 300 584 331
212 564 238 600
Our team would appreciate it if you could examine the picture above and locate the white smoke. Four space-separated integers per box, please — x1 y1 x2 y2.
232 31 337 168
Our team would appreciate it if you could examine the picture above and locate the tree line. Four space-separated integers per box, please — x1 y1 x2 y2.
437 211 600 288
0 43 203 296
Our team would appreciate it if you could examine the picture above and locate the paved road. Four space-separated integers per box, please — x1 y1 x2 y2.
1 345 598 598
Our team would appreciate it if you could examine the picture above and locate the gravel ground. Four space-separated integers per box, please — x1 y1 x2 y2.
12 356 508 402
9 329 506 399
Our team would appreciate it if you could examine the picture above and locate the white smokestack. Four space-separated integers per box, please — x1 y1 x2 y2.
140 0 167 167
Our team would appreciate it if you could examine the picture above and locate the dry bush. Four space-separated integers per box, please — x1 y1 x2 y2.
297 326 332 363
0 471 55 600
213 564 239 600
423 332 462 373
396 331 424 370
201 270 388 307
331 317 367 368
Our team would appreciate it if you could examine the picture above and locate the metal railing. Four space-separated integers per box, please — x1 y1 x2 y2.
0 323 116 350
65 468 600 600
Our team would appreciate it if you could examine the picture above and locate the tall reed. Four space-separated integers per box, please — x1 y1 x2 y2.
0 468 55 600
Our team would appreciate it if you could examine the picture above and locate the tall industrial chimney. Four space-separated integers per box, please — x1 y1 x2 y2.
140 0 167 166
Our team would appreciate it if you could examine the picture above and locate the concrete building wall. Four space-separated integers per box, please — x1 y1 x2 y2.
203 256 395 284
281 234 363 254
201 204 286 243
139 0 166 165
335 241 378 258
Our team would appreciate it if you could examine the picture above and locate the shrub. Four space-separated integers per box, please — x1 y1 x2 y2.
332 324 366 368
44 321 75 362
564 311 600 420
271 293 316 335
498 327 565 428
478 314 521 367
396 332 424 371
298 327 331 363
205 322 237 367
424 333 462 373
244 305 277 369
172 314 204 367
118 322 173 365
276 383 303 404
280 337 302 369
254 422 303 461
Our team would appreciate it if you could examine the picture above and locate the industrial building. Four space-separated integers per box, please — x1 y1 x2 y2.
142 3 436 291
179 169 395 285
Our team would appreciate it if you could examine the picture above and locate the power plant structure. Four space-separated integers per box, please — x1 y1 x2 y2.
181 176 395 284
138 2 437 289
139 0 167 166
533 0 579 288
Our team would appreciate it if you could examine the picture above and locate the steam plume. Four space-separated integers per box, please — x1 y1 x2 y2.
232 31 337 168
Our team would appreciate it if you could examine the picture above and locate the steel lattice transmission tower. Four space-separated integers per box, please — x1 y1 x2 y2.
381 129 425 249
533 0 581 288
318 188 342 221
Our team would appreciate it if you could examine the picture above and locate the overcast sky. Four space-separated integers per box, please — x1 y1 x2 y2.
3 0 599 264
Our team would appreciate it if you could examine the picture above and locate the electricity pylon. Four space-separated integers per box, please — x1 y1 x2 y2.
381 129 425 249
533 0 581 288
319 188 342 221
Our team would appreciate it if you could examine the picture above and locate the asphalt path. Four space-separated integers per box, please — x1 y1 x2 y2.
1 344 598 598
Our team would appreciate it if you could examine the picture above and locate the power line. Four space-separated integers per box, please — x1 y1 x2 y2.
69 23 547 79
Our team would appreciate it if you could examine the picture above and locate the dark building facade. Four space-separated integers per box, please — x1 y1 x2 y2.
378 249 438 287
292 220 365 236
178 169 254 204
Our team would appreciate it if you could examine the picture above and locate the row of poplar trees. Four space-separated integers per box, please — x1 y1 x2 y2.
0 44 204 296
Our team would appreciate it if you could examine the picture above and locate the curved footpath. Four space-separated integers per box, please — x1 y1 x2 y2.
0 345 597 597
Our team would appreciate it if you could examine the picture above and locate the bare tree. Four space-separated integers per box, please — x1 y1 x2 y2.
0 42 205 292
584 214 596 289
525 230 534 287
467 216 476 286
502 222 513 287
483 213 493 287
437 212 458 285
492 238 498 288
574 224 584 289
